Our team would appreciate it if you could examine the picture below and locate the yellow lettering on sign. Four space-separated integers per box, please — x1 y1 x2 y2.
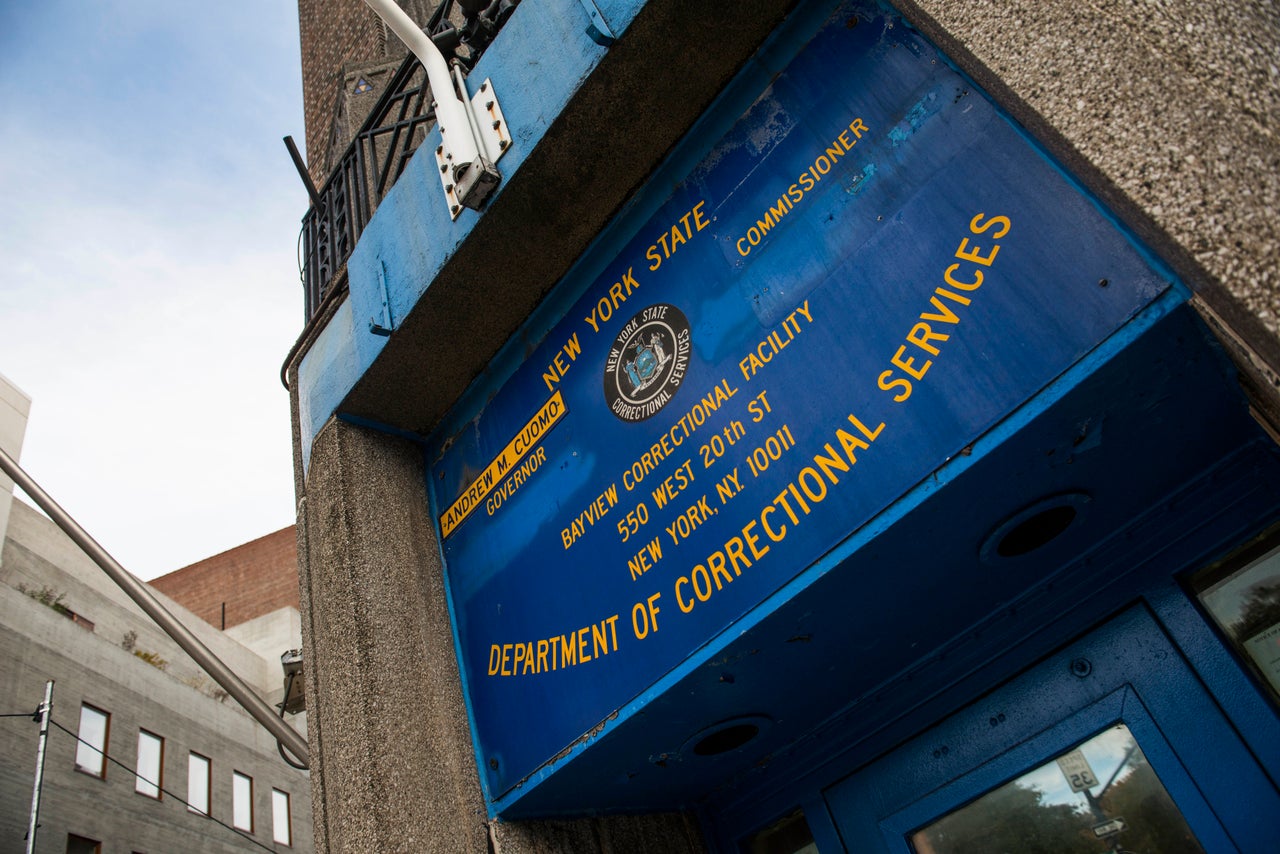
486 613 621 677
439 390 567 539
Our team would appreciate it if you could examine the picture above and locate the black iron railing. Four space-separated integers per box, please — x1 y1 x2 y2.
301 55 434 320
298 0 524 322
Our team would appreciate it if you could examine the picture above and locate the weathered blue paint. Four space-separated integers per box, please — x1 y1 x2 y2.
297 298 361 469
295 0 644 471
425 0 1186 799
487 300 1280 824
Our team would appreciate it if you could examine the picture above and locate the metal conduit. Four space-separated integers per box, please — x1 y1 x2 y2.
0 446 310 767
362 0 481 172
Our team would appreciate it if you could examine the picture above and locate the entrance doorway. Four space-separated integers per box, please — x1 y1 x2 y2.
820 606 1279 853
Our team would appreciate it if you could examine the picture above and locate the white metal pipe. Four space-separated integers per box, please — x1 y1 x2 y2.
363 0 481 171
0 446 310 767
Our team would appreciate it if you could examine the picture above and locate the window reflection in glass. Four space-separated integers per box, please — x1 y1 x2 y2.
188 752 210 815
1193 540 1280 704
135 730 162 798
272 789 292 846
75 704 109 778
911 724 1203 854
233 771 254 831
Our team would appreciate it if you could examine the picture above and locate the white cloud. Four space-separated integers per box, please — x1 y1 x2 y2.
1 2 309 578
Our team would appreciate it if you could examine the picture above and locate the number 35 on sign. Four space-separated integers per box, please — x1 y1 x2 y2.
1056 749 1099 792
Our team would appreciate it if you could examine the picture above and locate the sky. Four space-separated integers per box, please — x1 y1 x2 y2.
1 2 308 580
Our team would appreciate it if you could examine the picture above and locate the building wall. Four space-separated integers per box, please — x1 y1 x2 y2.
226 607 305 665
3 501 276 701
151 526 301 632
899 0 1280 413
0 501 314 853
0 372 31 551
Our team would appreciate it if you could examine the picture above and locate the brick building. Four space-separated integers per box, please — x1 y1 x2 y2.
151 527 301 632
296 0 435 185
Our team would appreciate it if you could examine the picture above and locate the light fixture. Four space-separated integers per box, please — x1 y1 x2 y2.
279 649 305 715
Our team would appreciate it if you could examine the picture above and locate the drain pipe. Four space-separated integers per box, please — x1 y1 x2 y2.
363 0 499 209
0 446 310 768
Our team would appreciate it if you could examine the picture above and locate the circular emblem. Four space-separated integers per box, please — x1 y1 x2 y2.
603 304 691 422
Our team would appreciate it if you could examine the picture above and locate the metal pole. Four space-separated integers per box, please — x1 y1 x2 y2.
26 680 53 854
283 135 324 211
0 447 310 767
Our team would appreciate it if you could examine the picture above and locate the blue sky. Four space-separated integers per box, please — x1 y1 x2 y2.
1 2 308 579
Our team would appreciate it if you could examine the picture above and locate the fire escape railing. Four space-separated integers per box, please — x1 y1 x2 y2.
301 55 435 321
298 0 524 323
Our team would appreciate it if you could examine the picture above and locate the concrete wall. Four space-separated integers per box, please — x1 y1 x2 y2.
899 0 1280 417
297 419 490 852
296 418 708 852
1 501 279 704
226 607 304 664
0 540 314 853
0 585 314 853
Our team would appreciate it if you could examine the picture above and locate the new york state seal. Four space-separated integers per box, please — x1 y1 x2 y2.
603 304 691 422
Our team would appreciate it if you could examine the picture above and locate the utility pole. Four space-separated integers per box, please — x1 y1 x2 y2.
26 680 53 854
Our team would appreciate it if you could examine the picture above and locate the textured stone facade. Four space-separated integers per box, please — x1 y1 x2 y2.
898 0 1280 397
0 500 314 853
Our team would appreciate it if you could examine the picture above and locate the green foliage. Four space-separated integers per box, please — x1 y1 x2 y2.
1232 579 1280 641
133 649 168 670
17 583 72 617
917 782 1095 854
1097 754 1204 853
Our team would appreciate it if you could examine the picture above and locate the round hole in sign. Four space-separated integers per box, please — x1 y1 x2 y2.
683 715 772 758
980 493 1091 564
694 724 757 756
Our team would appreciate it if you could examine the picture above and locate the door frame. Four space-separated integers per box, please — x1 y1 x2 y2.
819 604 1278 853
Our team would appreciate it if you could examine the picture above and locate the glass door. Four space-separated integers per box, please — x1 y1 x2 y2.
911 723 1202 854
822 605 1280 853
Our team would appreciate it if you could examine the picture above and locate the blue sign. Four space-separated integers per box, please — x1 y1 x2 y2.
427 0 1170 797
